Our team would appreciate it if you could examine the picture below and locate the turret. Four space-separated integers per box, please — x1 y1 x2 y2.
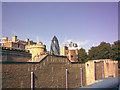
2 37 8 42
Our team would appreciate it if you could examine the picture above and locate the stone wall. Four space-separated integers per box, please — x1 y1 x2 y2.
85 60 95 85
2 42 25 50
2 63 31 88
1 55 118 89
2 55 86 88
85 59 118 85
1 48 31 62
103 60 118 78
68 62 86 88
25 42 46 58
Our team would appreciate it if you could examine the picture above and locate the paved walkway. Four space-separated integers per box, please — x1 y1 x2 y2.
75 76 120 89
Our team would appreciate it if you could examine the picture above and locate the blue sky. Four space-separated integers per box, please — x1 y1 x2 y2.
2 2 118 51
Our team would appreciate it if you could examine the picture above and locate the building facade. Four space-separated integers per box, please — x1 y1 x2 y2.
1 36 48 62
60 42 78 62
2 36 36 50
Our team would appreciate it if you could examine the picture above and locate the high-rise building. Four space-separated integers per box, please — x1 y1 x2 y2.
50 36 60 55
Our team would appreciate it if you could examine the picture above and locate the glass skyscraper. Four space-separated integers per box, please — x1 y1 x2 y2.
50 36 60 55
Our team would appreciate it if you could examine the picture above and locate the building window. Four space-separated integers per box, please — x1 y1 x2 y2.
71 55 73 58
18 44 20 48
87 64 89 67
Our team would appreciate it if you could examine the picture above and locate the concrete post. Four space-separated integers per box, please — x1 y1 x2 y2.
66 69 68 89
31 72 34 90
102 64 104 78
80 68 83 87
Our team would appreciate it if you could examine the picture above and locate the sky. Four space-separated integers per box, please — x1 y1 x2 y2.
2 2 118 52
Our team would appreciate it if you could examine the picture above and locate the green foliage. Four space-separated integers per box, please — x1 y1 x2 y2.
88 42 111 60
78 48 88 62
88 40 120 60
110 40 120 60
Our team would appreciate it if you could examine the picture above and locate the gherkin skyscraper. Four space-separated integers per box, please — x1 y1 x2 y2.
50 36 60 55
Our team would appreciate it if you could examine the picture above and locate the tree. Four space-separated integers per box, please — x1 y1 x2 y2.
110 40 120 60
88 46 98 60
88 42 111 60
78 48 88 62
